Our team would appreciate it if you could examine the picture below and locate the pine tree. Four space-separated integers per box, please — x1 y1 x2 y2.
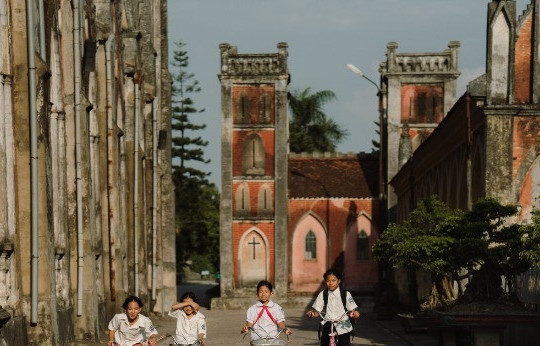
171 41 209 184
170 40 220 275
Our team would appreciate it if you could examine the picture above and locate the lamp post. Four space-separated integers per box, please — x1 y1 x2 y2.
346 64 386 200
347 64 380 93
347 63 392 319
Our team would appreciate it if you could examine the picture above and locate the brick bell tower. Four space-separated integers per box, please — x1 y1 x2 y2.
380 41 461 222
218 43 290 299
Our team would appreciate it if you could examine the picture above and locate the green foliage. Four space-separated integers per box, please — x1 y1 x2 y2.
170 40 219 273
373 196 540 308
520 207 540 264
175 181 220 272
371 120 380 153
171 40 209 183
289 87 348 153
373 196 462 276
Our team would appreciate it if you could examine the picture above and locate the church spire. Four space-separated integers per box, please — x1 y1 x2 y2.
486 0 516 104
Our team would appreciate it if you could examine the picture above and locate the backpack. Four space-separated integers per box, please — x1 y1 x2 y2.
317 289 355 340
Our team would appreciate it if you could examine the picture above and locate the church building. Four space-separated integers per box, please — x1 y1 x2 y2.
390 0 540 310
217 39 460 302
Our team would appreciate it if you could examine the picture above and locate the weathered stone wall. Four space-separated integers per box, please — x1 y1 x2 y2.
218 43 289 301
0 0 174 344
380 41 460 222
390 0 540 311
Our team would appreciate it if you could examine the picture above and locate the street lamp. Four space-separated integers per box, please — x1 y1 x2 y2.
347 63 392 319
346 64 381 93
347 63 386 200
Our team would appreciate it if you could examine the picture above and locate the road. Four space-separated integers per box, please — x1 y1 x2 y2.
151 282 438 346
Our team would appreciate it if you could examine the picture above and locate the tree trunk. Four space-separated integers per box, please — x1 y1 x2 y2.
421 275 457 310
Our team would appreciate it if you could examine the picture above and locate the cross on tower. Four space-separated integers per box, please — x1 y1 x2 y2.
248 237 261 259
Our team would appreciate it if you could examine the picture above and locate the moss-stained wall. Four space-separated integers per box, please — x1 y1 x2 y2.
0 0 175 344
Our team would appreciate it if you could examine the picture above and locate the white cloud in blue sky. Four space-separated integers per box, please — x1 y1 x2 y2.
168 0 530 187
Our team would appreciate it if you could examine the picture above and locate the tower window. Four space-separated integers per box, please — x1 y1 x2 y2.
257 185 273 216
237 93 250 124
258 93 271 124
242 134 265 175
356 230 369 260
305 231 317 260
235 184 250 216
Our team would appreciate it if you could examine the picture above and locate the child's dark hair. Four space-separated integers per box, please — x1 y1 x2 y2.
323 268 342 281
122 295 143 309
256 280 273 292
180 291 199 303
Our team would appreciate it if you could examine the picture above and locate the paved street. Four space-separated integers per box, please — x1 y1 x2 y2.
153 309 437 346
153 307 438 346
79 282 437 345
149 282 438 346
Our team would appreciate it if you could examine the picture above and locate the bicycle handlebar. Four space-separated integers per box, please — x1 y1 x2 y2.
243 326 289 341
319 310 352 324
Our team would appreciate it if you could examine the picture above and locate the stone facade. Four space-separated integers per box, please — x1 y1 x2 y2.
379 41 461 222
218 43 289 298
218 44 381 304
0 0 175 344
390 0 540 309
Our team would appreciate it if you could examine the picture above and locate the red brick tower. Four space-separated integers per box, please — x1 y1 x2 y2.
218 43 290 297
380 41 461 222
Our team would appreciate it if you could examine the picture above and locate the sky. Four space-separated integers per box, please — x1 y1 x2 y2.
167 0 530 188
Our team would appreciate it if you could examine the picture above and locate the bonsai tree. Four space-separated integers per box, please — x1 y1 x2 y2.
373 196 540 310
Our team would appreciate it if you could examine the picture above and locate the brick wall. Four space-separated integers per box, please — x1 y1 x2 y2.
514 15 532 103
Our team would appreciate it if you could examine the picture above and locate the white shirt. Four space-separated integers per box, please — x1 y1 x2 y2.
312 287 357 335
168 309 207 344
246 300 286 340
108 313 158 346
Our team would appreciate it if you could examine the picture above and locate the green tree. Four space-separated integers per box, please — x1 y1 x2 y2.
289 87 348 153
170 40 220 273
372 120 380 153
171 40 209 183
373 196 540 310
373 196 462 309
175 181 220 273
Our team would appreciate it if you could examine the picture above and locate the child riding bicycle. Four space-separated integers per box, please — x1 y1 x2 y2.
306 269 360 346
168 292 207 346
107 295 158 346
241 280 292 343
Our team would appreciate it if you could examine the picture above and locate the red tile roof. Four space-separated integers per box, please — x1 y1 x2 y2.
288 152 379 199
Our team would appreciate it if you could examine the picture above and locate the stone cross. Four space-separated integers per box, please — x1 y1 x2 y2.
248 237 260 259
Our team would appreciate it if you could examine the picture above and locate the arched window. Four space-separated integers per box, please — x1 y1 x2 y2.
258 93 271 124
235 183 250 216
237 93 250 124
242 134 265 175
304 231 317 260
356 230 369 260
257 185 273 216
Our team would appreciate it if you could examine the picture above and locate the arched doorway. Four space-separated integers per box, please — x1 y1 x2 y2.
343 212 378 292
238 228 268 287
291 213 327 292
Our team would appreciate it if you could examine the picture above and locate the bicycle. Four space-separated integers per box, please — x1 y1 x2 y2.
318 311 352 346
157 333 202 346
109 332 171 346
242 326 289 345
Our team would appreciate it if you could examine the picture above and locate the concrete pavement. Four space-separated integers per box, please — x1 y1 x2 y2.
152 306 438 346
81 282 438 345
